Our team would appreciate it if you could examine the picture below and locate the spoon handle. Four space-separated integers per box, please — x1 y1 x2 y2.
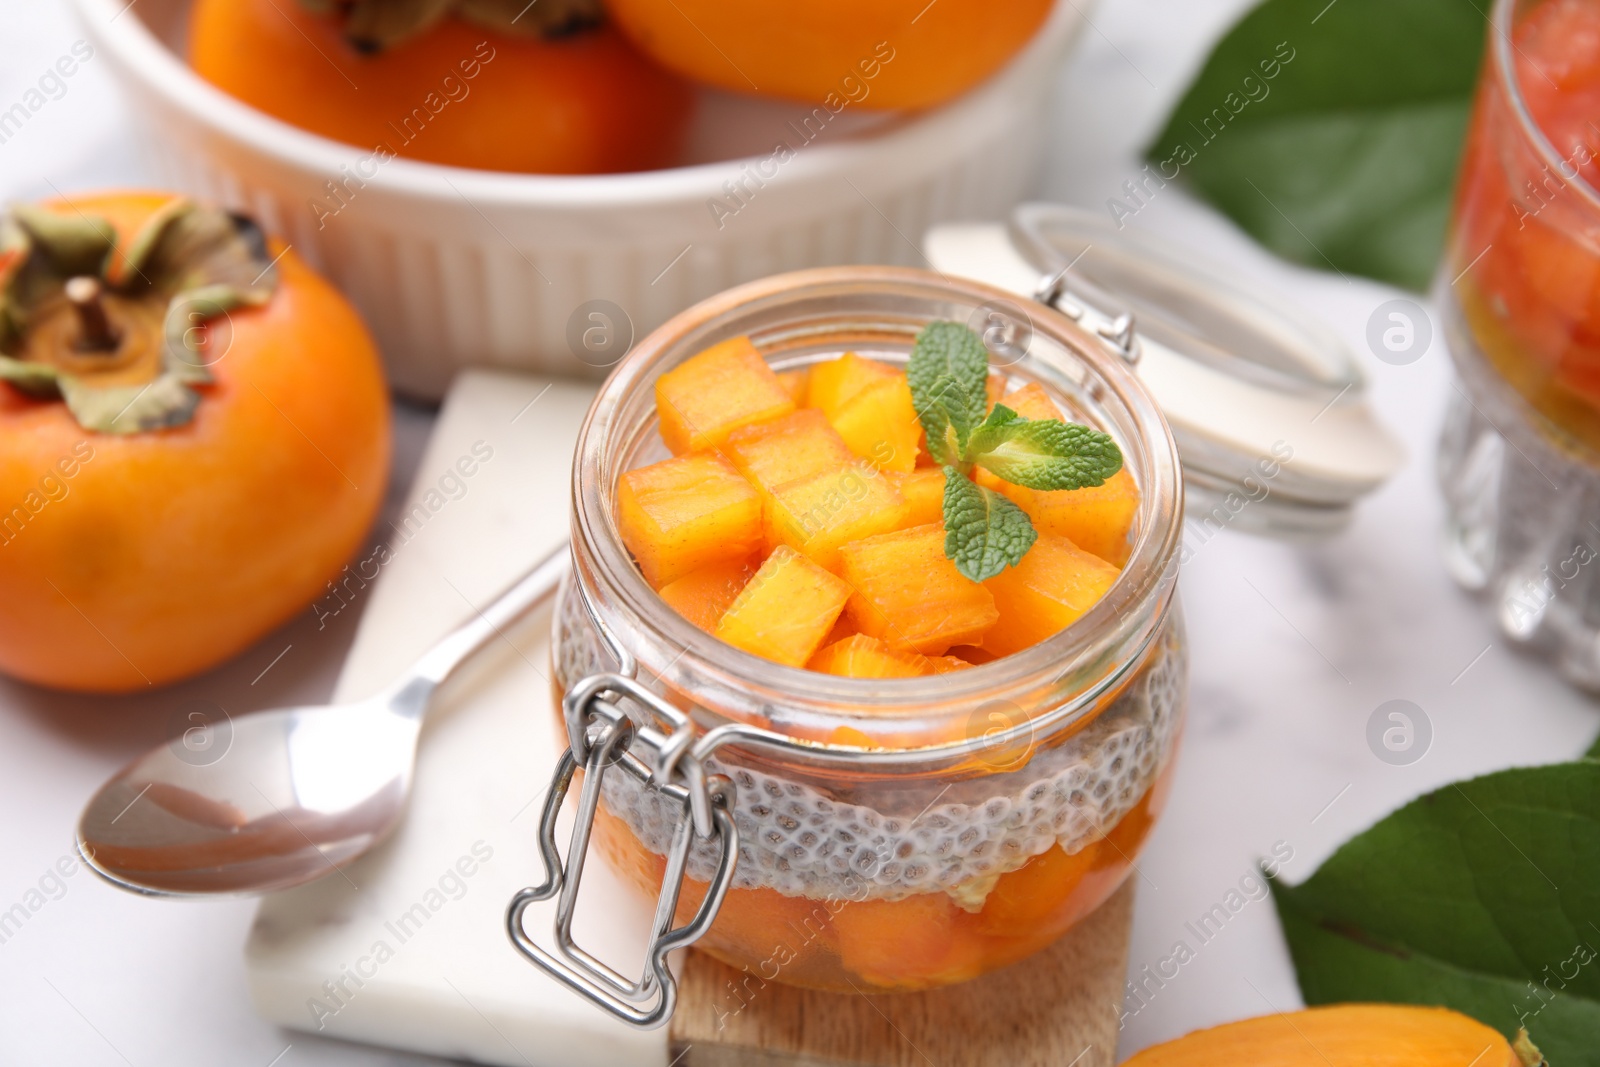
399 543 572 696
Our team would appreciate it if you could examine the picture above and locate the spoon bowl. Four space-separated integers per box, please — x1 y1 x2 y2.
77 546 568 897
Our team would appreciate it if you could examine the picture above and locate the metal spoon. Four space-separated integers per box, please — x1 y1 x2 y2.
76 545 570 897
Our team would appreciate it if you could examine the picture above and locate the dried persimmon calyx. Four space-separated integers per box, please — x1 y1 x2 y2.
455 0 601 37
316 0 602 51
0 198 277 434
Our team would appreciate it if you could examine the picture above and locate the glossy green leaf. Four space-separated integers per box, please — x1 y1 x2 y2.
1145 0 1486 290
1272 762 1600 1066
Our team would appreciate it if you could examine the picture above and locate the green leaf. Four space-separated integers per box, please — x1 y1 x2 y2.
1145 0 1486 290
1586 731 1600 761
908 322 990 464
1272 762 1600 1065
917 373 980 465
968 404 1124 491
941 465 1036 582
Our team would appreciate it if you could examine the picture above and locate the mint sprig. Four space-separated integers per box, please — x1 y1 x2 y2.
908 322 1124 581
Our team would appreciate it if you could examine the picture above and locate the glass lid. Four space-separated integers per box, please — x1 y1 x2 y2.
923 204 1405 539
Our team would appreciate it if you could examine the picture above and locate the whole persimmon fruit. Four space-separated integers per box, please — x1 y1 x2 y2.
0 192 390 693
600 0 1054 110
187 0 694 174
1122 1003 1531 1067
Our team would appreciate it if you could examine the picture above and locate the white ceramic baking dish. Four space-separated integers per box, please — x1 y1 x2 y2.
71 0 1087 398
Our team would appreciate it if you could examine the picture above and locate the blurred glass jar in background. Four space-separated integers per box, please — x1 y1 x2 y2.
1438 0 1600 687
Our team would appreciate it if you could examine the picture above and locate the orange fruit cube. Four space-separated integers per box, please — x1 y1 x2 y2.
655 336 795 454
828 378 921 473
807 634 927 678
973 841 1101 934
714 545 850 666
821 612 858 646
807 353 921 472
977 383 1139 565
891 467 947 528
833 893 986 989
981 532 1120 656
1005 468 1140 566
617 451 762 588
722 409 856 491
657 557 755 632
991 381 1060 421
806 350 898 411
765 462 910 572
838 524 999 655
775 366 810 405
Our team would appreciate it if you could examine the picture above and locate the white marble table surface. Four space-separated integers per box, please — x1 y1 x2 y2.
1 0 1595 1063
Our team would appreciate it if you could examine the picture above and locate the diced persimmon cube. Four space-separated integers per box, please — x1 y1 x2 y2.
655 336 795 454
973 841 1101 934
657 558 756 633
765 462 910 571
919 654 973 674
822 612 858 646
975 465 1140 566
992 381 1061 421
1020 469 1140 565
715 546 850 666
976 383 1139 565
892 468 946 528
830 378 921 473
775 367 810 405
834 893 986 989
723 409 855 491
981 532 1120 656
838 524 998 655
617 452 762 588
806 351 897 411
807 634 927 678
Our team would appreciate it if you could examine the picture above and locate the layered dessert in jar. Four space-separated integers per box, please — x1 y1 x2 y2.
548 268 1186 996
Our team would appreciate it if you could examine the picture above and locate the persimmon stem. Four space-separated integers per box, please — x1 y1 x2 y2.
65 276 121 353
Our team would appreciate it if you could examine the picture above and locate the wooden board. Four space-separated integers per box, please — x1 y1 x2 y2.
669 882 1133 1067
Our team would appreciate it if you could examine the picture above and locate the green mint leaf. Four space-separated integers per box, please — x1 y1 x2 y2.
917 373 979 465
965 403 1024 458
1145 0 1483 290
1272 761 1600 1065
968 405 1123 491
940 465 1036 582
907 322 989 461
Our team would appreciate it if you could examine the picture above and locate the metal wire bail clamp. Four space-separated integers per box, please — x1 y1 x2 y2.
504 578 739 1030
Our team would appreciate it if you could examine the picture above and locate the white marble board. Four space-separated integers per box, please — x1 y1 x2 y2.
243 370 669 1067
